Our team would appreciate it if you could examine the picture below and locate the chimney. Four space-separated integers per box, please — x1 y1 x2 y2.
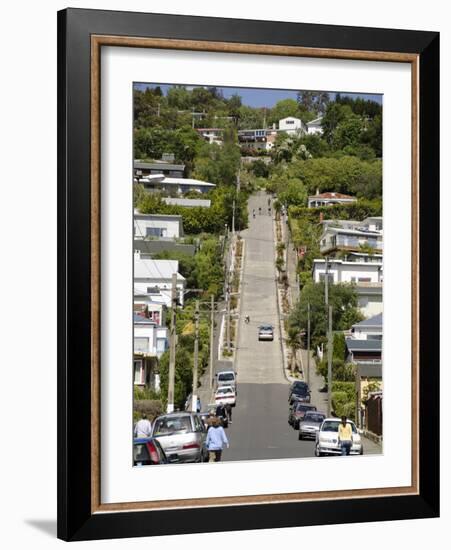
316 188 320 196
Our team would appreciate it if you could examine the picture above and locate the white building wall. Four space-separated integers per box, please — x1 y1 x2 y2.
134 279 185 307
134 218 181 239
307 123 323 135
278 117 306 135
313 262 382 284
357 295 383 319
134 323 157 355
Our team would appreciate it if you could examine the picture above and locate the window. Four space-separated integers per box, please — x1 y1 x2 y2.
285 120 295 124
358 277 372 282
134 337 149 353
134 360 145 385
146 227 163 237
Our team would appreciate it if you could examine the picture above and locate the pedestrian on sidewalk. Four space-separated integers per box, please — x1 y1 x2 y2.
134 413 152 438
338 415 353 456
206 417 229 462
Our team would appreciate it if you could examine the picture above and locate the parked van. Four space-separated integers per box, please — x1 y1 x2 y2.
216 370 237 392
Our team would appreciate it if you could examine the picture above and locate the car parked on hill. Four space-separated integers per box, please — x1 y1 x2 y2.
288 403 317 429
151 412 208 463
288 381 311 404
298 411 326 440
315 418 363 456
214 385 236 407
216 370 237 392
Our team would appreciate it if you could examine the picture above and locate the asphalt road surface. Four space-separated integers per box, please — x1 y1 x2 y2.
223 192 316 461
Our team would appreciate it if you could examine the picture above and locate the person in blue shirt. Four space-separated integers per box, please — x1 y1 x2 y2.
206 417 229 462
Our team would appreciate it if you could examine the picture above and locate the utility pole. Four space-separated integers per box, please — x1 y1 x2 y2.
327 305 333 417
324 256 329 306
191 300 200 412
167 272 178 413
226 282 231 353
232 199 236 236
209 295 215 389
306 301 311 386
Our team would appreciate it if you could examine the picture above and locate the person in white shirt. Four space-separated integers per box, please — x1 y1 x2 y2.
134 414 152 438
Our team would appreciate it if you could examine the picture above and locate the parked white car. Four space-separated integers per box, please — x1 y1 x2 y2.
216 370 237 390
315 418 363 456
214 385 236 407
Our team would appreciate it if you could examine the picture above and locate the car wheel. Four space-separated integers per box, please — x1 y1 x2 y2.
298 433 303 441
360 447 364 455
314 444 322 457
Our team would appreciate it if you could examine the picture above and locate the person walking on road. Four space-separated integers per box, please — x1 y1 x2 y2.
206 417 229 462
134 413 152 438
225 403 233 424
338 415 353 456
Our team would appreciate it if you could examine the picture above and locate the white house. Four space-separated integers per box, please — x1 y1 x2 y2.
196 128 223 145
278 117 307 136
134 212 184 240
350 313 383 340
306 116 324 135
312 257 383 285
133 314 168 391
136 174 216 194
134 289 167 326
134 252 186 307
308 191 357 208
319 219 383 256
312 257 383 317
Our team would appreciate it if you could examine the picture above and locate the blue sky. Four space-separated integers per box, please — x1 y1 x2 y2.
134 82 382 108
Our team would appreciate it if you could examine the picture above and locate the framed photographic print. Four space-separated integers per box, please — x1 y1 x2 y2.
57 8 439 542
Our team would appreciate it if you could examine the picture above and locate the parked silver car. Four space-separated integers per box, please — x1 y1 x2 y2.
151 412 208 463
298 411 326 440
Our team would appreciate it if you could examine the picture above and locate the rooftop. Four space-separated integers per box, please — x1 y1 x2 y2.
345 338 382 352
133 314 157 325
353 313 383 328
138 176 215 188
134 257 186 281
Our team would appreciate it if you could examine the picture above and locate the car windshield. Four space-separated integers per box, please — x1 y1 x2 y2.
259 325 272 331
321 420 357 433
303 413 325 423
293 386 309 395
218 373 234 381
153 416 192 435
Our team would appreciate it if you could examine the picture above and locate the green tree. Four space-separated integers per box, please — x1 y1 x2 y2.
332 114 365 150
158 347 193 409
288 282 363 350
268 98 300 124
321 103 353 144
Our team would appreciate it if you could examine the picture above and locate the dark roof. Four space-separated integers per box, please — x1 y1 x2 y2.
133 314 156 324
346 338 382 352
353 313 383 328
357 362 382 378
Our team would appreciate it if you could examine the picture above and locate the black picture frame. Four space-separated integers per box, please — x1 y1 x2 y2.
57 8 439 541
